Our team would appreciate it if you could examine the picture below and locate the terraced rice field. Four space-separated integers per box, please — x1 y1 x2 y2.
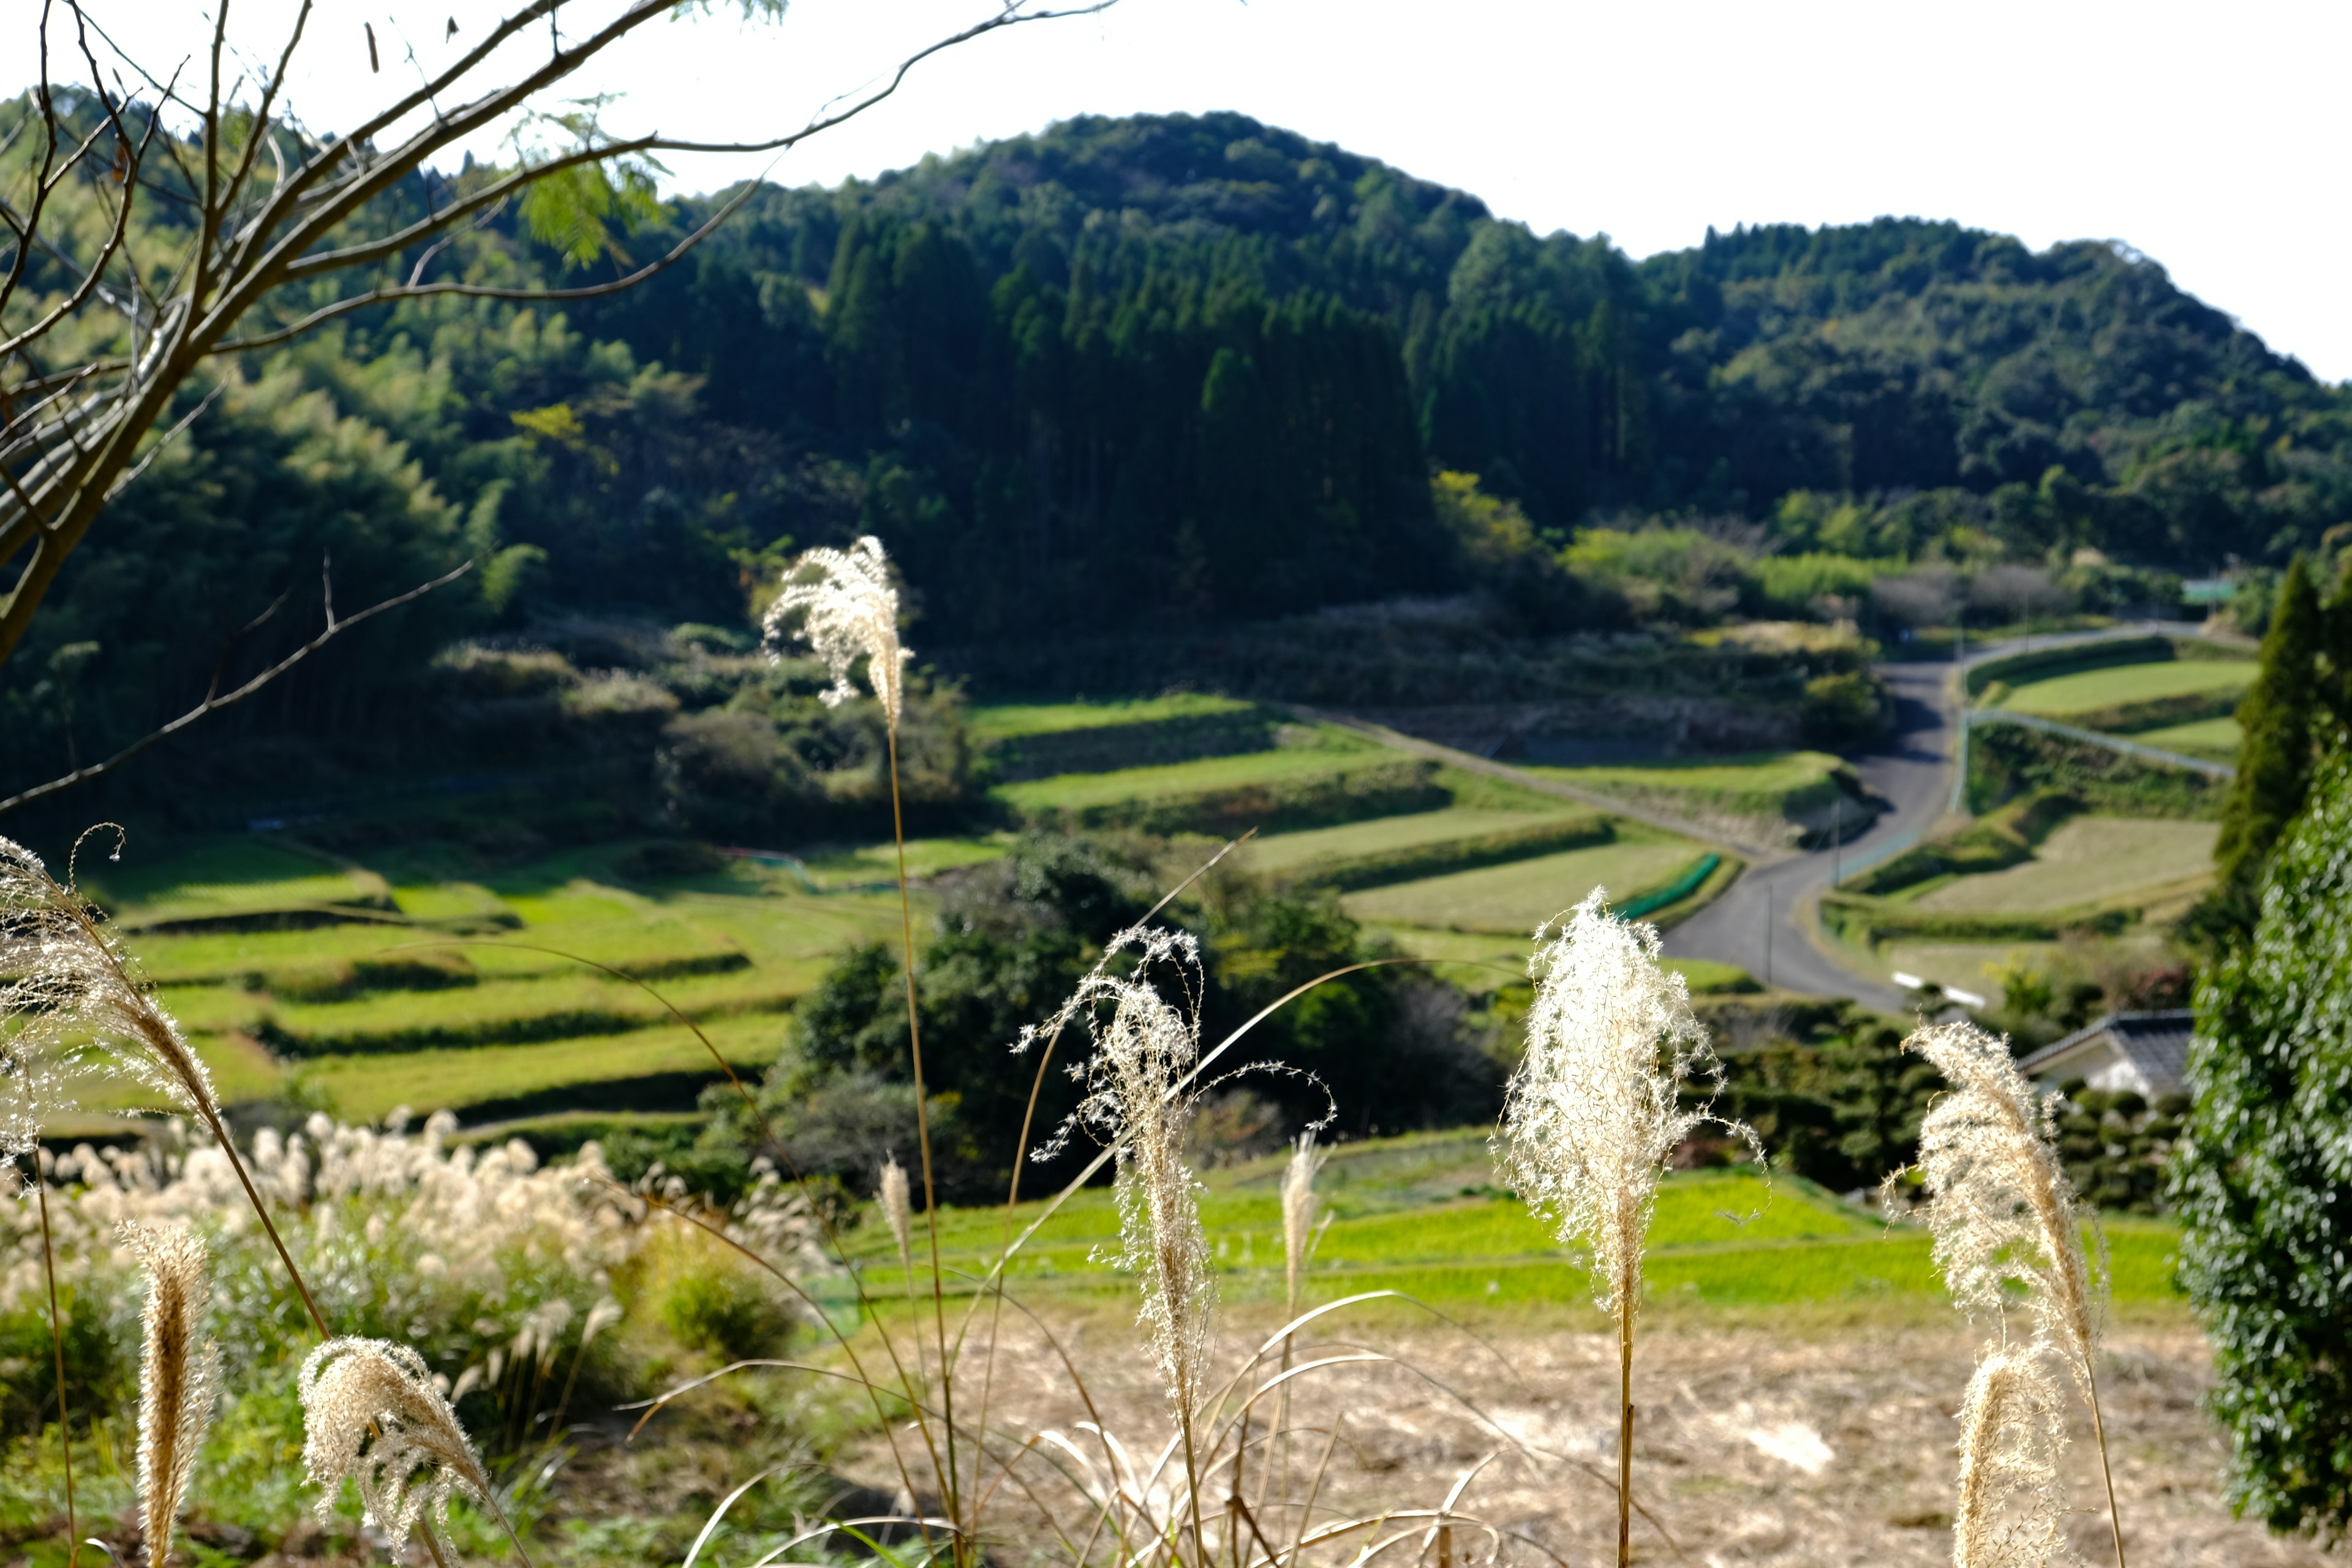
968 692 1259 739
1341 835 1704 932
2134 714 2244 759
995 731 1383 813
2001 657 2253 717
1520 750 1844 804
90 844 909 1126
75 698 1747 1134
1246 804 1586 873
1913 816 2218 914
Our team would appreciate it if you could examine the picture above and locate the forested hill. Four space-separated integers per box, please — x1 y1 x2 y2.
7 107 2351 815
557 111 2347 633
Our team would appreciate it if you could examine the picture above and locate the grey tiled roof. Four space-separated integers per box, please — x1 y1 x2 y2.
2017 1010 2196 1094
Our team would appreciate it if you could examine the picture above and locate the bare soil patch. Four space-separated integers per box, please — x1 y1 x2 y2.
843 1306 2327 1568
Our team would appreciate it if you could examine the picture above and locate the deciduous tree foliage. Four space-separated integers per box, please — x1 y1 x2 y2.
2173 750 2352 1538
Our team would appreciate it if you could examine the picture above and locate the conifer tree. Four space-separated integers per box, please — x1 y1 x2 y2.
2211 555 2322 929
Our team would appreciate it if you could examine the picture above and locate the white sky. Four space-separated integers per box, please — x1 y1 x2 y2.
50 1 2352 382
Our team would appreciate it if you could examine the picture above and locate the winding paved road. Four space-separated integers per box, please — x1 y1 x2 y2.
1662 623 2205 1015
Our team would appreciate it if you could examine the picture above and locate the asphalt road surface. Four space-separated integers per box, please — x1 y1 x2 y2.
1664 624 2195 1015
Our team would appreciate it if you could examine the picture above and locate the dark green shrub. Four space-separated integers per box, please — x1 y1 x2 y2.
2172 751 2352 1535
1800 670 1891 746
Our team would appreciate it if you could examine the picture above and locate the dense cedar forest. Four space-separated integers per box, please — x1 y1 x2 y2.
6 108 2348 815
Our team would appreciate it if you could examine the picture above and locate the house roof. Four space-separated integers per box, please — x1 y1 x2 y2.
2016 1009 2196 1095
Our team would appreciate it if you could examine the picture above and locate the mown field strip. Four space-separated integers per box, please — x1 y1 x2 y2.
970 693 1260 740
996 739 1385 812
1520 749 1845 807
845 1167 2182 1310
1248 806 1589 872
296 1014 785 1124
1915 816 2218 913
1342 839 1703 932
2133 715 2243 758
2003 658 2253 717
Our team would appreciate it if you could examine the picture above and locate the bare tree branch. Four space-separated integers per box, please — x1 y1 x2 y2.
0 557 474 817
0 0 1120 676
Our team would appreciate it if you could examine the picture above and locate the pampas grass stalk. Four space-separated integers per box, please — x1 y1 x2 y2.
1951 1341 2071 1568
300 1336 532 1566
1027 926 1218 1567
1280 1134 1325 1315
1 834 332 1340
765 535 964 1557
124 1221 219 1568
879 1155 929 1389
1493 890 1747 1568
1900 1020 2125 1568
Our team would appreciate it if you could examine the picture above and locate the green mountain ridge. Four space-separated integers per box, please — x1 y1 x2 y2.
6 107 2342 820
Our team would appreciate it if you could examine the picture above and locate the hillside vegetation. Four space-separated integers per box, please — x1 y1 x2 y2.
5 107 2341 823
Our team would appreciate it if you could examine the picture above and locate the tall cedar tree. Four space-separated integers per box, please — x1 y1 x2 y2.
2211 556 2321 926
2173 750 2352 1536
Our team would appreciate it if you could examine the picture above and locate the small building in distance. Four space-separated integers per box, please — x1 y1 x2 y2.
2018 1010 2195 1099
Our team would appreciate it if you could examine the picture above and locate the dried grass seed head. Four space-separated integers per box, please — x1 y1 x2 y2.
1493 889 1742 1319
1025 927 1216 1420
1 834 218 1155
878 1155 913 1265
300 1336 492 1550
1281 1133 1326 1306
763 535 911 728
123 1219 219 1568
1899 1021 2105 1374
1951 1341 2077 1568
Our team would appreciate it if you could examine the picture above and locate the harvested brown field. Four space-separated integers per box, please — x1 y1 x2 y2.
833 1305 2327 1568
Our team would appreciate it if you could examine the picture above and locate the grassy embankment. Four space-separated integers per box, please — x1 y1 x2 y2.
1830 638 2249 997
840 1129 2184 1322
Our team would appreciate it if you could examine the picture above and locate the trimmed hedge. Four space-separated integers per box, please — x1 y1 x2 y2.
1023 758 1450 837
1284 813 1613 892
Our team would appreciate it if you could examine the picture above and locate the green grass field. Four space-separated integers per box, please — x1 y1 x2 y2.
86 839 395 929
1914 816 2217 914
1519 750 1844 810
995 731 1383 813
1341 835 1705 933
2001 658 2253 718
847 1131 2183 1313
96 839 913 1125
968 693 1259 741
2134 715 2244 760
1246 804 1585 873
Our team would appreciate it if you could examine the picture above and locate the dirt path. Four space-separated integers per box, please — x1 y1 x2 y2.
855 1308 2326 1568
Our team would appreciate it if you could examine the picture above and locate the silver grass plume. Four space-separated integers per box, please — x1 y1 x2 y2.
1897 1022 2106 1387
1281 1133 1326 1308
763 535 911 729
1024 927 1215 1421
123 1221 219 1568
300 1337 492 1551
1 835 221 1156
1951 1343 2076 1568
878 1155 913 1271
1493 889 1743 1319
